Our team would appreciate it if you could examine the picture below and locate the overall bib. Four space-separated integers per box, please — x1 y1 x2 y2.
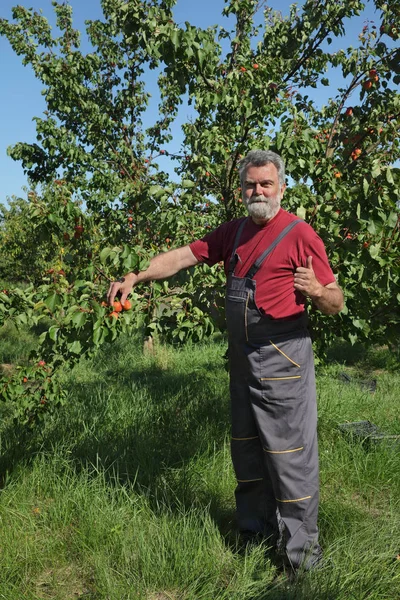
225 218 321 570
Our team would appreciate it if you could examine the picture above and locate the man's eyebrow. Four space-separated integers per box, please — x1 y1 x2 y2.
245 178 274 184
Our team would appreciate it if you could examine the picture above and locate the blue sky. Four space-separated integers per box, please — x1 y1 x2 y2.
0 0 382 204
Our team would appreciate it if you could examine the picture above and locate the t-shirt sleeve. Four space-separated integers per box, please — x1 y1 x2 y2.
189 222 233 267
295 223 337 287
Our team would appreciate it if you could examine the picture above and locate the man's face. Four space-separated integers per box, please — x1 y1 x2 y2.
242 163 286 224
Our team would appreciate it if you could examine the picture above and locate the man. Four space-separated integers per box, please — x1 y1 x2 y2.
107 149 344 573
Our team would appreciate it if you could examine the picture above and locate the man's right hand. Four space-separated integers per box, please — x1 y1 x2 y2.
107 272 137 306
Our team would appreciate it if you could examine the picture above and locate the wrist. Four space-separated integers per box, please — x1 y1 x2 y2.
308 283 324 300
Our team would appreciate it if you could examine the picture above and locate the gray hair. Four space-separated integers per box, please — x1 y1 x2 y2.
238 150 286 187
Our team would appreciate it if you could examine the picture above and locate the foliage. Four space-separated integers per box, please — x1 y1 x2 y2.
0 196 54 285
0 0 399 422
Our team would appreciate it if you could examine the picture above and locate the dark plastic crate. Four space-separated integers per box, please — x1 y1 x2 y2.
338 420 400 448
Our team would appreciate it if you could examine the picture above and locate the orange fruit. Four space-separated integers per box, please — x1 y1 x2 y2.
113 300 123 312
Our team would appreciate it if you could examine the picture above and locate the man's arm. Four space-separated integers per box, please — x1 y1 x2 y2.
107 245 199 306
294 256 344 315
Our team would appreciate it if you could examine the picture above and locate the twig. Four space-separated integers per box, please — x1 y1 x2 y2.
93 263 113 282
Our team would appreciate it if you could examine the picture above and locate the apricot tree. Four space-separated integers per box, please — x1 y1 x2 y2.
0 0 399 422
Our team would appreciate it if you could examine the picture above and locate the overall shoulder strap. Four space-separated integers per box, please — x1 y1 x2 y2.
228 217 248 276
245 219 302 279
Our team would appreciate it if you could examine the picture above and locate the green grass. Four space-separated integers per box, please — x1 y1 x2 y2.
1 331 400 599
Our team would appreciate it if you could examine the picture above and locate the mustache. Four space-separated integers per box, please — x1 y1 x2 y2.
248 195 266 203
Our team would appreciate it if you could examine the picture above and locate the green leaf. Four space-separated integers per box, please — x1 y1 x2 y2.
99 248 112 264
93 325 105 346
368 244 380 259
349 333 358 345
68 340 82 354
71 311 86 328
371 163 381 178
181 180 195 188
352 319 365 330
296 206 307 219
148 184 166 198
44 292 60 312
123 253 139 272
16 313 28 324
170 28 180 50
0 292 11 304
386 168 394 185
179 320 194 328
49 326 59 341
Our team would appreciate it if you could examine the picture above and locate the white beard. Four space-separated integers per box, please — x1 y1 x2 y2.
245 193 281 222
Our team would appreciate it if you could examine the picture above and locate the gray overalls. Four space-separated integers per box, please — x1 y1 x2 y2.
225 217 321 570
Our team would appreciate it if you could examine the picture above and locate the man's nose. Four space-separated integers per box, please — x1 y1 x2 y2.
255 183 264 195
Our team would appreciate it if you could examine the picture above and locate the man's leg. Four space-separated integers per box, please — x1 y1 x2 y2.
230 377 279 545
248 333 321 570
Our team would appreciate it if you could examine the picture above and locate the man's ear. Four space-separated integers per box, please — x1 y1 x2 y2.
280 183 286 199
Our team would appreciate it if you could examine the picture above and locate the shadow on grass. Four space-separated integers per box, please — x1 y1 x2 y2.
1 343 231 509
0 418 37 489
326 339 399 372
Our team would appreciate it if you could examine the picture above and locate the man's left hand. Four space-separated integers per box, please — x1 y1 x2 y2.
294 256 323 299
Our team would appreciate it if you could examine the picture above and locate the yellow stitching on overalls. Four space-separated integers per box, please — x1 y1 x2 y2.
232 436 259 441
269 340 301 368
237 478 264 483
244 292 250 342
276 495 312 503
264 446 304 454
260 376 301 381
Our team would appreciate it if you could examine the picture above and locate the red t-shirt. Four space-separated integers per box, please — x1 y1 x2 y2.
189 208 336 320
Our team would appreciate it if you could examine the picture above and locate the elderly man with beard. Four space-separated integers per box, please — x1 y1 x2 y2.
107 149 344 574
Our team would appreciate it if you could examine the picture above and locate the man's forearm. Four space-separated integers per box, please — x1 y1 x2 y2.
135 247 195 283
108 245 199 306
309 284 344 315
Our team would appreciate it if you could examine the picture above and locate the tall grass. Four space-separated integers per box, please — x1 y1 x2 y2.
0 329 399 599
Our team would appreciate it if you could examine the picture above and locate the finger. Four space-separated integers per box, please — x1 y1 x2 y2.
295 267 308 274
107 283 119 305
306 255 313 270
120 289 129 305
